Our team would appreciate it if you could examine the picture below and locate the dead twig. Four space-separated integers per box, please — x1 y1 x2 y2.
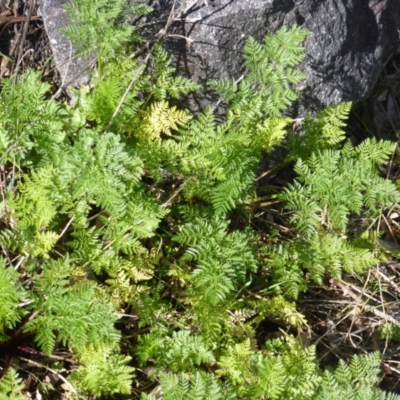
332 278 400 328
19 356 78 395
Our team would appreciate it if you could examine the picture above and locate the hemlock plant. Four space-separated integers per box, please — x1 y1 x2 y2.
0 0 399 398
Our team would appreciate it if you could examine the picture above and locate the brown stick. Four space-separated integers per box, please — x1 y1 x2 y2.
0 15 41 39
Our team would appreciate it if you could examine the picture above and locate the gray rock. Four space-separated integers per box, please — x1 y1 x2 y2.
158 0 400 112
39 0 92 87
39 0 400 112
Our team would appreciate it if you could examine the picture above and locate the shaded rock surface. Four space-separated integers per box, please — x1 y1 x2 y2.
40 0 400 113
39 0 91 87
155 0 400 113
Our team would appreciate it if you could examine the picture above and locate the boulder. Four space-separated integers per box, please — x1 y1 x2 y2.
157 0 400 112
40 0 92 87
41 0 400 112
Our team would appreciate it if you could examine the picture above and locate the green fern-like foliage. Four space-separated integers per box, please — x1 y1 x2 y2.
5 127 166 262
62 0 150 68
287 101 352 160
141 351 400 400
137 330 215 373
380 323 400 343
24 257 120 355
249 295 308 328
141 371 236 400
82 61 145 130
267 232 378 298
135 25 309 216
316 352 400 400
215 339 398 400
140 101 192 139
149 45 201 101
283 139 398 236
215 25 309 117
70 43 199 134
105 250 158 303
174 216 257 306
0 258 24 340
216 336 321 399
246 36 305 113
1 4 399 396
262 136 398 299
0 70 67 166
69 344 134 396
0 368 25 400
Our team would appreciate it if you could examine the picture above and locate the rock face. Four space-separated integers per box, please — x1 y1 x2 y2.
41 0 400 112
159 0 400 112
39 0 92 87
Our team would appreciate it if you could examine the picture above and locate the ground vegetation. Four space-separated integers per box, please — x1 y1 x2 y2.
1 0 400 398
